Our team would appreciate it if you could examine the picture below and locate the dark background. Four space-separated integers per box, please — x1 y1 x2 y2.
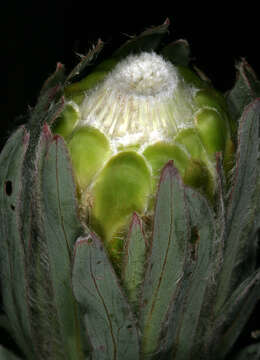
1 1 260 357
1 3 260 149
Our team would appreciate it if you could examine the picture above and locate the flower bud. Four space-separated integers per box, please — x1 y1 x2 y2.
53 51 233 259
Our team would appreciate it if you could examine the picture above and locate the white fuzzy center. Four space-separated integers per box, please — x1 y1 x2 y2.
106 52 178 98
79 52 194 150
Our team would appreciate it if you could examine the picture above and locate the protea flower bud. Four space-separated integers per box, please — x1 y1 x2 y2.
1 21 260 360
53 50 233 262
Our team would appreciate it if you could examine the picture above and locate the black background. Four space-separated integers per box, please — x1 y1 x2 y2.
1 2 260 148
1 1 260 357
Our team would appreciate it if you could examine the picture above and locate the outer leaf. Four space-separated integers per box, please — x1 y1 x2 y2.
0 124 85 359
211 269 260 360
37 126 84 359
72 233 140 360
0 346 21 360
162 187 216 360
227 59 260 121
0 126 33 358
66 39 104 83
39 62 66 96
121 213 146 312
215 99 260 312
140 162 189 358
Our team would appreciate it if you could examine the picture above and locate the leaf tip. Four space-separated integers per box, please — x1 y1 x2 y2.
159 160 180 184
42 122 52 138
164 17 170 26
131 212 141 226
56 62 64 71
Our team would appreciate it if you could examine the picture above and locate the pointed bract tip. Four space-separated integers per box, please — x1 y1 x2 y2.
53 134 62 141
164 18 170 26
42 122 52 140
159 160 180 183
131 212 142 227
97 38 103 46
23 127 30 145
126 213 142 243
56 62 64 71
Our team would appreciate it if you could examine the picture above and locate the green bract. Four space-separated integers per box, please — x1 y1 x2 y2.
1 20 260 360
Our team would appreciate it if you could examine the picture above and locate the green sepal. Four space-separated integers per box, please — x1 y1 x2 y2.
121 213 147 312
143 142 189 178
91 151 152 249
52 102 80 138
183 158 214 199
72 232 140 360
174 128 214 195
64 71 108 104
175 127 206 159
93 57 119 72
177 65 209 89
63 39 104 104
195 108 228 156
223 138 236 176
143 142 190 208
68 125 111 189
194 88 229 116
161 39 190 67
140 161 189 357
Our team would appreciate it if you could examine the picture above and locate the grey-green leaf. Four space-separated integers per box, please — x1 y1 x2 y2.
212 269 260 360
140 161 189 358
215 99 260 312
66 39 104 83
163 187 216 360
72 232 140 360
121 213 146 312
0 126 33 358
227 59 260 121
0 124 85 360
38 126 84 359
